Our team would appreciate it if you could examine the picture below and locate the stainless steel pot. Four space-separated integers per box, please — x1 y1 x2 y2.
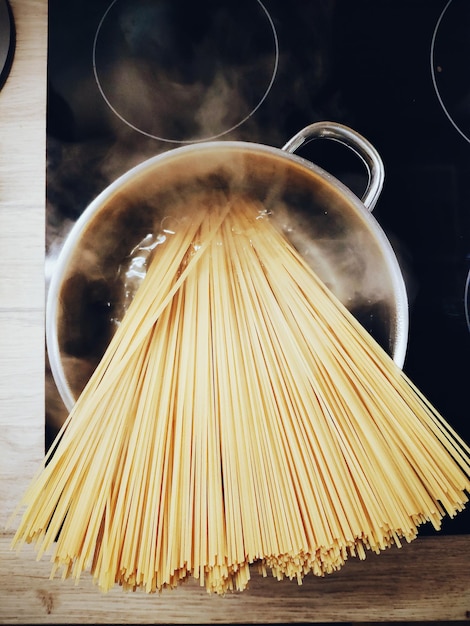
46 121 409 411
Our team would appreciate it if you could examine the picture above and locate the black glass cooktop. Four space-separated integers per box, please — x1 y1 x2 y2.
46 0 470 534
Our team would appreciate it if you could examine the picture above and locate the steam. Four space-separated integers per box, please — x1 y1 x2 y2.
93 0 279 144
46 0 397 431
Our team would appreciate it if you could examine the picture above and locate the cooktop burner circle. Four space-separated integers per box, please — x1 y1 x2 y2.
431 0 470 144
93 0 279 143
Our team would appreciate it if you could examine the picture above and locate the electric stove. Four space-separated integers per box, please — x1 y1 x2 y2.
45 0 470 534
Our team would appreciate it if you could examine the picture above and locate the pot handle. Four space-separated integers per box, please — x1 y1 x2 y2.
282 121 385 212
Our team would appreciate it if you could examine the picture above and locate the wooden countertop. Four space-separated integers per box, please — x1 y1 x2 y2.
0 2 469 623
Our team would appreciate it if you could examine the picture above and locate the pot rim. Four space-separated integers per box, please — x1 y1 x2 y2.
46 139 409 411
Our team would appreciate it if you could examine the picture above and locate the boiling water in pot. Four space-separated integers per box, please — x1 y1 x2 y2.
53 147 402 405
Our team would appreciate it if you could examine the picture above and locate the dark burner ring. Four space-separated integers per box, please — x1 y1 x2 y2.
0 0 15 90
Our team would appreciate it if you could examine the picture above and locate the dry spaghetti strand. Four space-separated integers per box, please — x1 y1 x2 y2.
11 191 470 594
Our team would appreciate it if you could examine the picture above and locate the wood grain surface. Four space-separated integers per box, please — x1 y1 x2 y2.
1 533 469 624
0 1 469 623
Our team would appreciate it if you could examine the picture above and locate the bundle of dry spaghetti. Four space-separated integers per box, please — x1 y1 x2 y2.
11 191 470 594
